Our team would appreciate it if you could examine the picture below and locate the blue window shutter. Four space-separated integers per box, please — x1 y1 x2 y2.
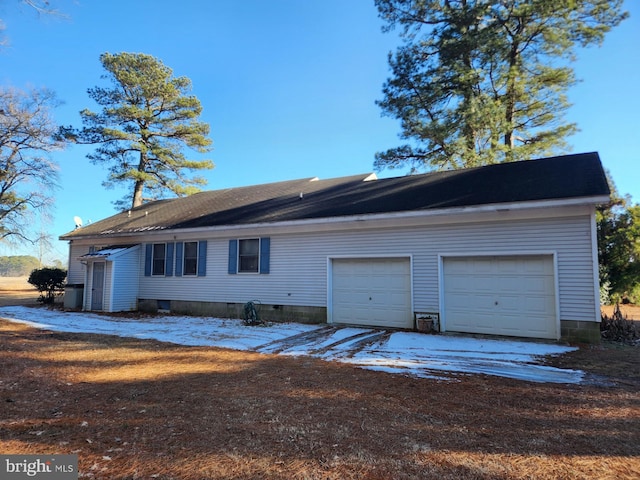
175 242 183 277
260 237 270 274
228 239 238 274
197 240 207 276
166 242 174 276
144 244 152 276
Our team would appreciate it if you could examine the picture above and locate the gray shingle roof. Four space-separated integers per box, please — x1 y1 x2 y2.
60 152 609 239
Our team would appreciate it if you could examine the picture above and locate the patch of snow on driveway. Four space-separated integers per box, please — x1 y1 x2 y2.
0 306 583 384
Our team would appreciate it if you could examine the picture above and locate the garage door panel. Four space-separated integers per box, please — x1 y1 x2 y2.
444 255 557 340
390 292 409 305
332 258 412 329
496 295 520 311
496 258 519 272
516 278 547 294
474 294 499 309
522 295 555 312
448 275 495 292
370 275 394 289
448 275 480 291
334 276 354 287
476 313 495 328
471 259 493 273
448 258 473 273
523 260 554 274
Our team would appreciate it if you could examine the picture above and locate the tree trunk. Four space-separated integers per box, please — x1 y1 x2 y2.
503 33 520 160
131 180 144 208
458 0 477 164
131 151 146 208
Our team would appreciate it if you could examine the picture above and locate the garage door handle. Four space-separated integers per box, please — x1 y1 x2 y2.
495 301 498 305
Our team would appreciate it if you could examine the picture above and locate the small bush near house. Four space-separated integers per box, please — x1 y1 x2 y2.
601 304 640 345
27 267 67 304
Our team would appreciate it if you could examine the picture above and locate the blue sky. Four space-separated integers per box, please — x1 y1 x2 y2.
1 0 638 263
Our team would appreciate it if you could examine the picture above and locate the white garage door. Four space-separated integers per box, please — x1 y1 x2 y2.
443 255 558 339
331 258 412 329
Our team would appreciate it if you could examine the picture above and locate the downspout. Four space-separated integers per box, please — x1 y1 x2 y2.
109 259 116 313
590 210 602 324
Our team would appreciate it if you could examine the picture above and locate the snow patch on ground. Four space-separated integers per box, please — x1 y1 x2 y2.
0 306 583 384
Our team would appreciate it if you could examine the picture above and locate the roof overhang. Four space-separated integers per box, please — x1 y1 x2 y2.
77 244 140 261
63 195 609 243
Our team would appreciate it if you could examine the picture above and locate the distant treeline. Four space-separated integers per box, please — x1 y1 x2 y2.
0 256 41 276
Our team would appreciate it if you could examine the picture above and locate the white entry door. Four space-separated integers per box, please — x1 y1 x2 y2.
442 255 558 339
331 258 412 329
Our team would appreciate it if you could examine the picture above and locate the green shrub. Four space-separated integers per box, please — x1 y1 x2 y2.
627 284 640 304
27 267 67 304
599 280 611 305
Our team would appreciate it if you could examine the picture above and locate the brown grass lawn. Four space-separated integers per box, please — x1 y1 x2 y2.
601 304 640 321
0 276 39 307
0 321 638 479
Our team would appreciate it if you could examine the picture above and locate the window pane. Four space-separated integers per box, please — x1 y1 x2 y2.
153 243 165 260
239 239 259 255
184 259 197 275
238 239 259 272
152 243 165 276
184 241 198 258
239 255 258 272
183 241 198 275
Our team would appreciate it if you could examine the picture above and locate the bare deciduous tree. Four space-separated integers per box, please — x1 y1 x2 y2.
1 1 66 46
0 87 64 243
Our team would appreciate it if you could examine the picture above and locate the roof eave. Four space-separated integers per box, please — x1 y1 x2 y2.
60 194 609 242
76 244 141 260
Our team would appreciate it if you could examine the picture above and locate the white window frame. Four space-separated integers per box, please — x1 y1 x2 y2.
183 241 199 276
152 243 166 276
238 238 260 274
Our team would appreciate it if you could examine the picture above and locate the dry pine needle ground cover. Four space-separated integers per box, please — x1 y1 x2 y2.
2 322 639 479
0 282 639 479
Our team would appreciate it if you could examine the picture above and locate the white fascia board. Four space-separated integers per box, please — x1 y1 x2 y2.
65 195 610 242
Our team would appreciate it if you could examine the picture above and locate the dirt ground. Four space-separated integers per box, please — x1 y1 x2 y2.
0 276 39 307
601 303 640 320
1 283 639 479
0 323 638 480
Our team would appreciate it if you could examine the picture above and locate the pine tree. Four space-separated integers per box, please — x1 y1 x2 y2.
61 52 213 209
375 0 627 171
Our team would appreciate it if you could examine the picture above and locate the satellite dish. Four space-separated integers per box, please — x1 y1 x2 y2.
73 216 83 228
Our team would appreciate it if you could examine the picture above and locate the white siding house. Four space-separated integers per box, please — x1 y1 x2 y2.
61 153 610 342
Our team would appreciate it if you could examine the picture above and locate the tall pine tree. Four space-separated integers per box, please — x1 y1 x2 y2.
61 52 213 209
375 0 627 171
